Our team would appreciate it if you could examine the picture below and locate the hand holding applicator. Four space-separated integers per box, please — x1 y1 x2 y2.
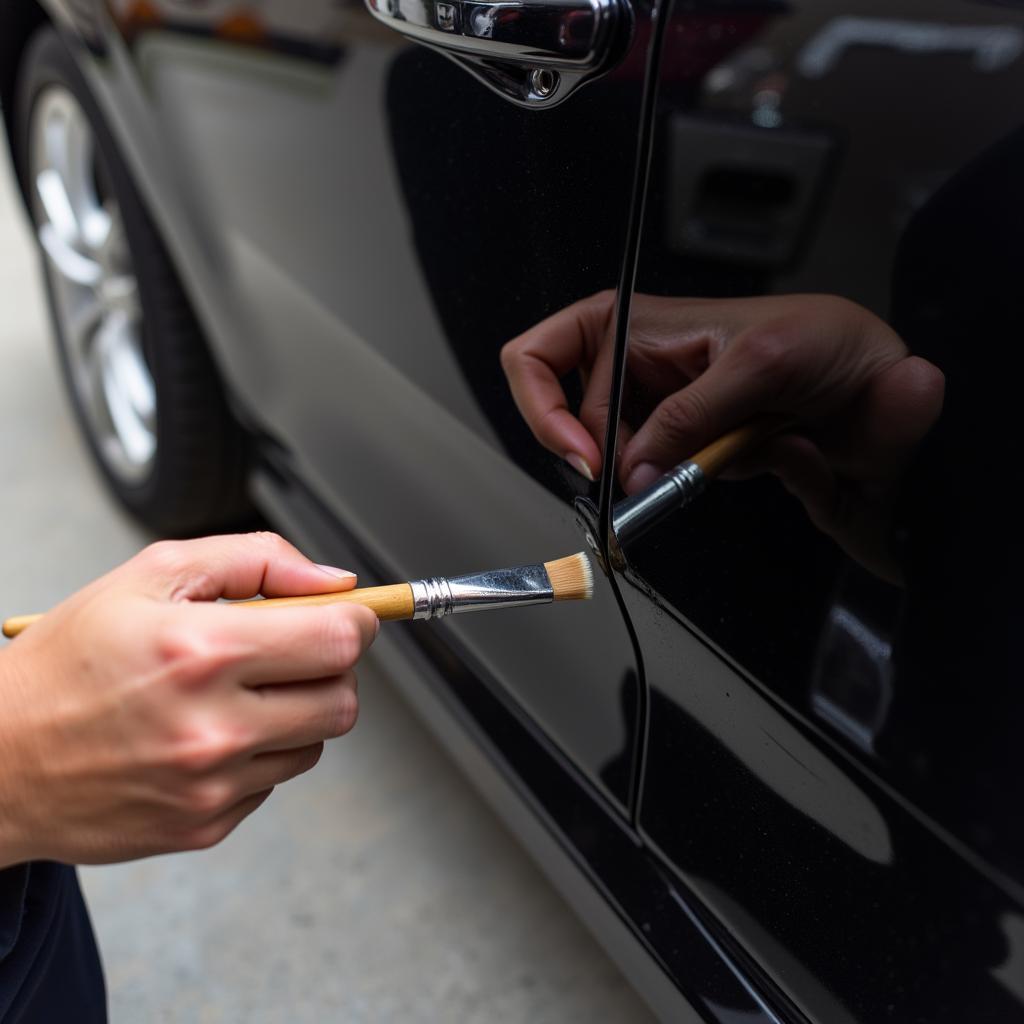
2 552 594 638
612 416 786 545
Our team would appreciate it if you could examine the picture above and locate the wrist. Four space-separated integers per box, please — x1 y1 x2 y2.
0 814 33 869
0 761 36 868
0 652 40 868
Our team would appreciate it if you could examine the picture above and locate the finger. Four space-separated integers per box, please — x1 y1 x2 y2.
181 601 378 686
501 292 615 480
620 333 793 491
624 297 722 393
246 674 359 751
185 788 274 851
232 743 325 798
141 532 359 601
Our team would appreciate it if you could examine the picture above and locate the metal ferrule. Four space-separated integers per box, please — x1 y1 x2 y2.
611 460 706 546
410 564 554 620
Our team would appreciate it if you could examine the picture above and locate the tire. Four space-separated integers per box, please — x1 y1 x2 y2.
14 26 251 536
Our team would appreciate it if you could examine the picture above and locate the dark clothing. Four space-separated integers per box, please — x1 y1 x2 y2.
0 863 106 1022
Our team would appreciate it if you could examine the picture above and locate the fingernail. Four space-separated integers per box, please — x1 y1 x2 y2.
565 452 595 482
624 462 660 494
374 617 381 637
315 564 357 580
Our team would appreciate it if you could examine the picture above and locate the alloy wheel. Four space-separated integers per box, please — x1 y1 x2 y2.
29 84 157 484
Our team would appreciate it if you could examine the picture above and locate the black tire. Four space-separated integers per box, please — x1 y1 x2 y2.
14 26 251 536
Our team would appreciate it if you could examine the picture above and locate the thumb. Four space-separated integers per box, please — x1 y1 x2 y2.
138 532 359 601
619 331 790 493
620 383 731 494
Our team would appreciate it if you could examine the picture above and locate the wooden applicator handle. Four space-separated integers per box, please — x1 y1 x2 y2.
1 583 416 639
239 584 414 619
2 614 43 638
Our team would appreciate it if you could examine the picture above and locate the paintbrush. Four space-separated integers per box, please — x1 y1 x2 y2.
1 552 594 638
612 415 788 545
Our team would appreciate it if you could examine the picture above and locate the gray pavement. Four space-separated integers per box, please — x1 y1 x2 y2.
0 149 654 1022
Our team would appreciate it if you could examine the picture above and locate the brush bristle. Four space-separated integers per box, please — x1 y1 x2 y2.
544 552 594 602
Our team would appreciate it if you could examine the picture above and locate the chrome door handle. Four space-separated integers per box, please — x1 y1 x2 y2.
366 0 630 106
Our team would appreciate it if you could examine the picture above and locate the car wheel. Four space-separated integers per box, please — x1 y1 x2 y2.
14 27 250 535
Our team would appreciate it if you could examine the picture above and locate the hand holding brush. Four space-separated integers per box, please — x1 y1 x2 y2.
3 551 593 638
504 291 944 577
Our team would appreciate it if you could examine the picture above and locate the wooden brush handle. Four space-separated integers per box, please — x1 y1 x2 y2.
239 584 414 619
2 583 415 639
690 415 790 479
2 614 43 638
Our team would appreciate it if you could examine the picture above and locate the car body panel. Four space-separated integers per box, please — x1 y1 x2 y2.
250 454 795 1023
614 0 1024 1020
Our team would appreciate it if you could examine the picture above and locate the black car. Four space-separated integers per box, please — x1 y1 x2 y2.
2 0 1023 1019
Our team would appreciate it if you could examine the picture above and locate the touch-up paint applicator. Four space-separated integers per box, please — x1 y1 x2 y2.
1 552 594 638
612 415 787 545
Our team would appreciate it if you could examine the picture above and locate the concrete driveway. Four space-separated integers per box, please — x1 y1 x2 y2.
0 147 654 1023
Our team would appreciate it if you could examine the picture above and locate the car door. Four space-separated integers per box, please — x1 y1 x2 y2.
91 0 654 814
610 0 1024 1020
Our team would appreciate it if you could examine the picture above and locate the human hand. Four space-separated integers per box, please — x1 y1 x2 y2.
0 532 378 868
501 291 945 580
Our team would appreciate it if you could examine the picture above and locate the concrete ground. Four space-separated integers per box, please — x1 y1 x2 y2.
0 150 654 1022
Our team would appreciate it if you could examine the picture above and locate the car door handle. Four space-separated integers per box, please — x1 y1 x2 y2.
366 0 629 106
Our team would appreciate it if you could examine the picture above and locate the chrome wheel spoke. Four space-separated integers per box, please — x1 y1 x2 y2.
35 166 80 244
45 93 94 230
111 318 156 428
37 221 102 286
99 315 156 466
77 325 110 432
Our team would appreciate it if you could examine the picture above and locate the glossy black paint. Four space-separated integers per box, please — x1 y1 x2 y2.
3 0 1023 1019
254 454 798 1022
618 0 1024 1019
